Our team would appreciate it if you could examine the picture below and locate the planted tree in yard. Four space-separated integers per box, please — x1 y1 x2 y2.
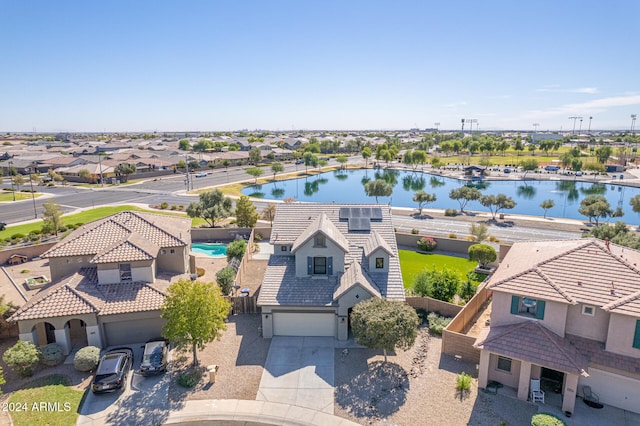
480 193 516 220
468 244 497 269
234 195 258 227
186 189 233 227
261 203 277 226
540 199 555 218
595 146 613 164
579 195 612 225
222 159 230 172
270 162 284 181
412 268 460 303
78 169 93 182
364 179 392 203
469 223 489 242
413 191 436 215
3 340 41 377
114 162 136 182
12 174 25 191
449 186 482 213
226 239 247 261
216 266 236 296
350 298 419 363
519 159 539 178
245 166 263 183
249 147 262 165
178 138 190 151
161 279 231 366
42 199 63 235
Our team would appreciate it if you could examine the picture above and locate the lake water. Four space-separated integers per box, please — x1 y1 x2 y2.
241 169 640 225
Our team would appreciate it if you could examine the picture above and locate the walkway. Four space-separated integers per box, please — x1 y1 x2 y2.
257 337 335 414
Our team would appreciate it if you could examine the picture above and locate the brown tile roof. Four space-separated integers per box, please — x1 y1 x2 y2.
566 334 640 377
91 233 159 264
334 262 381 300
488 239 640 315
474 321 590 376
291 213 349 253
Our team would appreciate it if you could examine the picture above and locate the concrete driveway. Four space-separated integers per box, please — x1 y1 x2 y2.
257 336 335 414
77 343 171 426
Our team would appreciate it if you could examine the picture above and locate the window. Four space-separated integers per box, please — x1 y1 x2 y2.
375 257 384 269
281 245 288 252
314 234 326 248
170 249 175 254
510 296 545 320
582 305 595 317
496 356 512 373
119 264 132 282
161 249 167 255
633 320 640 350
313 257 327 274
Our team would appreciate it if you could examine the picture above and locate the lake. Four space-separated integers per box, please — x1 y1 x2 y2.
241 169 640 225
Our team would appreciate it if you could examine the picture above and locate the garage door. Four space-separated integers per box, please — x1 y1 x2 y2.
273 312 336 337
579 368 640 413
103 318 164 346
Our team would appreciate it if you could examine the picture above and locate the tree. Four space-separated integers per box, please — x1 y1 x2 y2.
245 166 263 184
430 156 442 169
595 146 613 164
480 194 516 220
261 203 277 226
78 169 93 182
403 150 415 169
469 223 489 242
3 340 41 377
186 189 233 227
350 298 419 363
528 144 536 155
12 174 25 190
514 139 525 156
42 199 63 235
560 152 573 169
579 195 612 225
412 150 427 169
631 195 640 213
222 159 230 172
226 239 247 261
193 140 213 152
412 191 436 215
571 158 583 171
235 195 258 227
540 199 555 218
249 147 262 165
361 146 372 168
271 162 284 181
114 163 136 182
449 186 482 213
178 139 190 151
303 152 318 174
468 244 497 269
161 279 231 366
336 155 348 169
519 159 539 177
413 268 460 302
364 179 392 203
216 267 236 296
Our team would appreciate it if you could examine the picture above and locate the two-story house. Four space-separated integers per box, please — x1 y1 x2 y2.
474 239 640 414
9 211 192 354
258 203 405 340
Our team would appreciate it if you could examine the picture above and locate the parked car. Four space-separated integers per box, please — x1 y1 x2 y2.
544 165 560 171
503 167 511 173
295 159 304 165
576 171 583 176
194 173 207 178
91 348 133 394
0 222 6 231
140 338 169 376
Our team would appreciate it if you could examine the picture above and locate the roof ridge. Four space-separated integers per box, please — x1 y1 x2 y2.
479 321 530 345
535 269 576 304
123 211 189 245
535 239 597 268
488 267 538 288
602 289 640 311
536 323 588 376
63 282 100 312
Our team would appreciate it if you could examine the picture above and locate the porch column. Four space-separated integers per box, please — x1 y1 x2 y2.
261 313 273 338
478 350 490 388
562 373 579 414
517 361 532 401
54 328 71 355
337 316 348 341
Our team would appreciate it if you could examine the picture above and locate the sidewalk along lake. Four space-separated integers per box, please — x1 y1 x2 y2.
240 168 640 225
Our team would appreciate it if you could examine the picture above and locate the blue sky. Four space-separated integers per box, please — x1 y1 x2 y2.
1 1 639 132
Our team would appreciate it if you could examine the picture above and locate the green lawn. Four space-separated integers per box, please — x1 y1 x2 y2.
7 375 84 426
0 192 42 202
399 249 485 289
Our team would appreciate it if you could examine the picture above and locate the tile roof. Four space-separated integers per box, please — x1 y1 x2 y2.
566 334 640 377
334 262 381 300
90 233 159 264
363 230 395 258
487 239 640 315
291 213 349 253
474 321 590 376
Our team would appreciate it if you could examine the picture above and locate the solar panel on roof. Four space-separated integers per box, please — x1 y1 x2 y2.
348 217 371 231
371 207 382 220
339 207 350 219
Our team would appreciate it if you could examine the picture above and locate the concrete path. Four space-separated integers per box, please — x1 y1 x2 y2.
257 337 335 414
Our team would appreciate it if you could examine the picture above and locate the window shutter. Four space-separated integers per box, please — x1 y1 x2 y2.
536 300 546 320
633 320 640 350
307 257 312 275
328 257 333 275
510 296 520 314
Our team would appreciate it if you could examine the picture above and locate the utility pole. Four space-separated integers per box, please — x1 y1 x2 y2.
465 119 478 135
184 155 190 191
27 163 37 219
568 117 580 135
632 114 637 134
98 153 104 187
588 116 593 134
8 160 16 202
461 118 465 133
579 117 583 134
532 123 539 144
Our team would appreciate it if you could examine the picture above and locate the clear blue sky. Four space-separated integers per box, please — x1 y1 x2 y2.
1 1 639 132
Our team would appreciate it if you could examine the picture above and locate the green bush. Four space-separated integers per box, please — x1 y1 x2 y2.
254 232 263 242
459 280 478 302
41 343 65 366
11 233 25 240
3 341 41 377
456 372 472 391
448 233 457 239
73 346 100 372
177 368 201 388
216 266 236 296
531 413 567 426
417 236 437 252
160 202 169 209
427 312 452 335
170 205 177 210
410 228 420 234
444 208 458 216
20 269 29 274
413 268 460 302
468 244 497 269
226 239 247 261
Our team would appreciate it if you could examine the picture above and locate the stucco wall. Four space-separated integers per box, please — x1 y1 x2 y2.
17 313 98 335
336 285 375 316
487 353 522 388
294 237 345 277
367 248 389 272
48 256 93 281
565 303 609 342
490 291 568 337
96 259 155 284
605 313 640 358
156 246 189 273
191 228 252 242
0 242 57 265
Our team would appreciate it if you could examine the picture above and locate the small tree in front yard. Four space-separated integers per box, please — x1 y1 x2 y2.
350 298 419 363
216 266 236 296
469 223 489 242
412 268 460 302
161 279 231 366
3 340 41 377
234 195 258 228
468 244 497 269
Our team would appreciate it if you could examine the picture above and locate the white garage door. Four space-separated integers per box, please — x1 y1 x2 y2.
273 312 336 337
579 368 640 413
103 318 164 346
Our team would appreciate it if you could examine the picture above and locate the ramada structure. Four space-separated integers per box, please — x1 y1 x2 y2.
474 238 640 414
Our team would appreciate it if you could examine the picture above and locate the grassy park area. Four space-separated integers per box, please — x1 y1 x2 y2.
398 249 484 289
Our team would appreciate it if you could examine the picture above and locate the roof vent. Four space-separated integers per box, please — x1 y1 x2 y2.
577 281 582 286
610 281 616 296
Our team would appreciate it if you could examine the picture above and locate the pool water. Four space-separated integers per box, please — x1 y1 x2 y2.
191 243 227 257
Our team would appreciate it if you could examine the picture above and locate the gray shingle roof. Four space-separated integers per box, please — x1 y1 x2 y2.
334 262 381 300
363 230 395 258
291 212 349 253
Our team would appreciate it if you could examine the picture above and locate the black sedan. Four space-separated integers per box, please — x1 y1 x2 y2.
139 338 169 376
91 348 133 394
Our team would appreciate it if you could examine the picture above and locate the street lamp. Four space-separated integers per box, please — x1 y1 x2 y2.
26 163 37 219
8 160 15 202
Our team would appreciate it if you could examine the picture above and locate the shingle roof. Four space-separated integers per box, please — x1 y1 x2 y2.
363 230 395 258
334 262 381 300
474 321 589 376
291 213 349 253
487 239 640 315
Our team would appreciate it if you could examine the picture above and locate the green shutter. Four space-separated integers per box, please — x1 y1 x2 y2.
535 300 546 320
633 320 640 350
510 296 520 314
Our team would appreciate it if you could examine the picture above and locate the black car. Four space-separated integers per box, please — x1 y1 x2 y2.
91 348 133 394
0 222 5 231
139 338 169 376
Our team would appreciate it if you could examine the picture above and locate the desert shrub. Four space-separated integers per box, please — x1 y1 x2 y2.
410 228 420 235
226 239 247 261
417 236 437 252
41 343 65 366
3 341 41 377
74 222 84 227
20 269 29 274
58 226 68 233
170 205 177 210
415 308 429 324
73 346 100 372
160 202 169 209
488 236 500 242
177 368 201 388
531 413 567 426
11 233 25 240
427 312 452 335
456 372 472 391
254 232 263 242
196 267 205 277
31 229 42 235
459 280 478 302
448 233 457 239
444 208 458 216
216 266 236 296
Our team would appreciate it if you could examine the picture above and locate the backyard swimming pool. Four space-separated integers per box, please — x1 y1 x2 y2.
191 243 227 257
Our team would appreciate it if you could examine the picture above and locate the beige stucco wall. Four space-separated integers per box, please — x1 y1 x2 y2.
565 304 609 342
336 285 375 316
367 248 389 272
605 313 640 358
294 237 345 277
487 352 521 388
156 246 189 273
48 256 93 281
490 291 568 337
96 259 155 284
17 313 98 334
274 244 293 255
